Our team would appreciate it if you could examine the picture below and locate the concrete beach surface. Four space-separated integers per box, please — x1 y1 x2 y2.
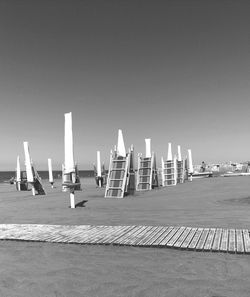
1 176 250 296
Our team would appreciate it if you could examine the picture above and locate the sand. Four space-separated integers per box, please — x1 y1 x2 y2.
1 176 250 296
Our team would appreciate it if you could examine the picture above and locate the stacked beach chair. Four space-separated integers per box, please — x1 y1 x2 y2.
136 138 158 191
161 143 177 187
105 130 135 198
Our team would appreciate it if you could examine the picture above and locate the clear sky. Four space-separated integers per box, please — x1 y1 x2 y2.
0 0 249 170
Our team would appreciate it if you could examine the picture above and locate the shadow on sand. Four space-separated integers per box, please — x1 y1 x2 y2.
222 197 250 205
75 200 88 207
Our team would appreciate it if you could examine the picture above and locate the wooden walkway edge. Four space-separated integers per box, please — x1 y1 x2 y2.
0 224 249 254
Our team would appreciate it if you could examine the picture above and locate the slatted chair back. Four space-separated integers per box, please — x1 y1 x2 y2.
105 152 130 198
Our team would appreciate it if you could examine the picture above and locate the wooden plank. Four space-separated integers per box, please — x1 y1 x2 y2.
228 229 236 254
173 227 192 248
42 226 78 242
85 226 113 243
143 226 168 246
151 227 174 246
211 228 222 252
242 229 250 254
188 228 203 250
113 226 143 245
203 228 216 251
196 228 210 251
102 226 135 244
219 229 229 252
166 227 186 247
77 226 107 244
86 226 116 244
122 226 149 245
158 227 180 246
236 229 244 254
92 226 124 244
180 228 197 249
135 226 160 246
127 226 154 246
46 227 78 242
51 225 96 243
0 224 249 256
82 226 111 244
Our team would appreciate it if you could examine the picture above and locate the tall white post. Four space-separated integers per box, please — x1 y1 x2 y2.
16 155 21 191
97 151 102 187
48 158 54 188
188 149 194 181
167 142 172 161
64 112 75 208
173 154 177 184
23 141 35 195
64 112 75 174
117 129 126 157
161 156 165 185
145 138 151 158
177 145 182 161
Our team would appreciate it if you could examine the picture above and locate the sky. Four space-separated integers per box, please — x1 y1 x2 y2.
0 0 249 170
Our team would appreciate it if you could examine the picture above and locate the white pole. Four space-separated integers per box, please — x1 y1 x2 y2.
23 142 34 183
64 112 75 208
177 145 182 161
16 155 21 191
23 141 35 195
173 154 177 185
70 192 75 208
48 158 54 188
64 112 75 174
117 129 126 157
145 138 151 158
161 156 165 186
167 142 172 161
97 151 102 187
188 149 194 181
32 187 36 196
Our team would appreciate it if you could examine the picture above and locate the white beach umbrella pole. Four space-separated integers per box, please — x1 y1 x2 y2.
48 158 54 188
97 151 102 187
167 143 172 161
16 155 21 191
188 149 193 181
177 145 182 162
64 112 76 208
23 141 35 196
117 129 126 157
145 138 151 158
70 191 75 209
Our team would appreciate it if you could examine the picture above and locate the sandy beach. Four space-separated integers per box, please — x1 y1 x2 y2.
1 176 250 296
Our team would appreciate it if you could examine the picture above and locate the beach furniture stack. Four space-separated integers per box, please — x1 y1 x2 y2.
105 129 135 198
136 138 158 191
62 112 81 208
161 143 177 187
94 151 106 187
23 142 46 195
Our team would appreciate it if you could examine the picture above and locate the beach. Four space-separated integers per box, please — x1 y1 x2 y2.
1 176 250 296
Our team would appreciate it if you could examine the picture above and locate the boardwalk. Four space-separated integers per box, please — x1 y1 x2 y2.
0 224 249 254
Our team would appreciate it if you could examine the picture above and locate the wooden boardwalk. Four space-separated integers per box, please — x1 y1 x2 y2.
0 224 249 254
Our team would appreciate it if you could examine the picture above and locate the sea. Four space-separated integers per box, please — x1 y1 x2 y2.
0 170 95 183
